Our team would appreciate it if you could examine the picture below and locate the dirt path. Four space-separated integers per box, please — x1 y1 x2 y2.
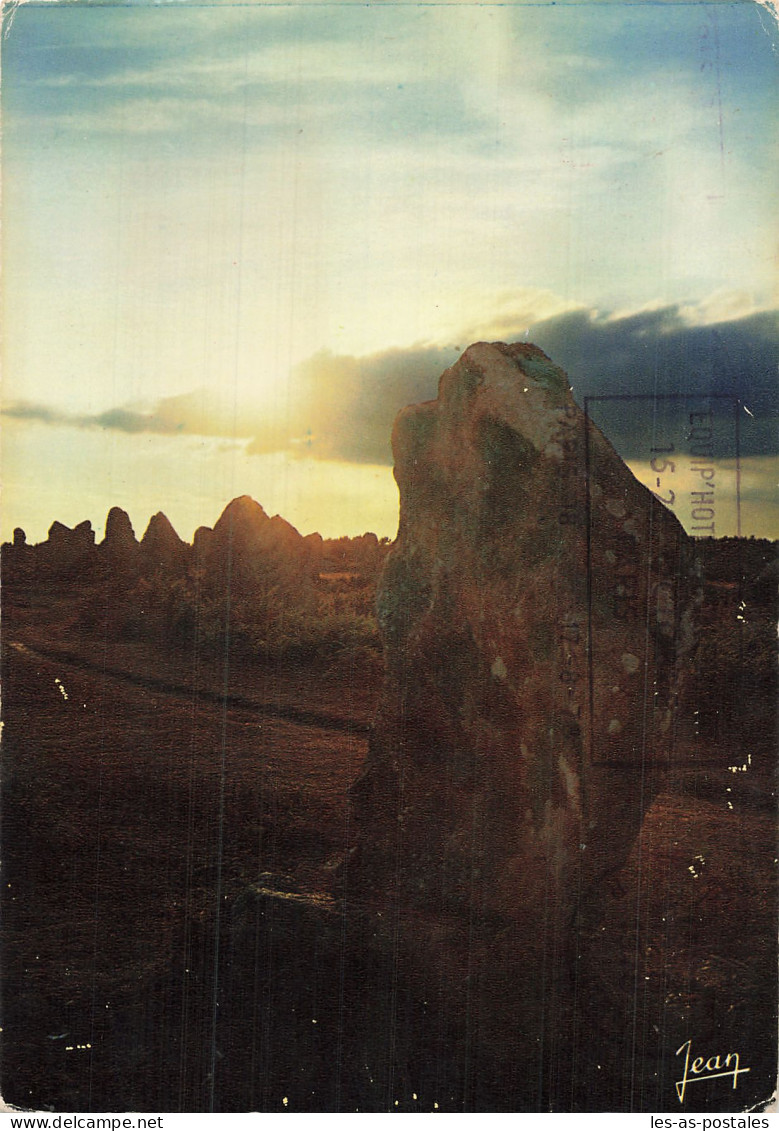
7 639 372 736
1 640 368 1110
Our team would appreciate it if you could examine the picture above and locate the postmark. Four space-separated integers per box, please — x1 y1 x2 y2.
583 393 742 764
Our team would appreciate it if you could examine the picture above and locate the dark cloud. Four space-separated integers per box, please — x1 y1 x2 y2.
3 400 181 434
281 306 778 465
278 345 460 465
3 396 199 436
2 389 287 452
91 407 174 434
2 402 71 426
6 307 777 471
528 306 779 460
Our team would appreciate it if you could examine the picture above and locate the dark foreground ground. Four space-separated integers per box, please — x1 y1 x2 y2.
1 596 776 1113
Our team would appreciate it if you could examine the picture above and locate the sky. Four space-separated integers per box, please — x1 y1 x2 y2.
2 0 777 543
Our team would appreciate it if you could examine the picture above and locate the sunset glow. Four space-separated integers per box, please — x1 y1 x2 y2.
3 0 776 544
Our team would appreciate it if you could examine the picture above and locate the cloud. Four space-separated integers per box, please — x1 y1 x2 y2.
7 1 775 327
13 1 772 172
3 346 454 468
436 289 585 348
3 402 70 426
526 305 779 460
2 389 288 452
249 344 462 464
5 6 483 147
6 303 777 474
281 301 778 466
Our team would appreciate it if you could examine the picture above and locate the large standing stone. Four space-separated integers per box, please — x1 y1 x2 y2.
198 496 312 601
34 519 97 581
140 511 189 577
350 342 695 996
99 507 141 580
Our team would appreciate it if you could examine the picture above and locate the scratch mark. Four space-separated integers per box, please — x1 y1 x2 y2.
2 0 22 41
752 0 778 33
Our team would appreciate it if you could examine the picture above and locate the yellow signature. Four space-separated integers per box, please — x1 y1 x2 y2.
675 1039 750 1104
